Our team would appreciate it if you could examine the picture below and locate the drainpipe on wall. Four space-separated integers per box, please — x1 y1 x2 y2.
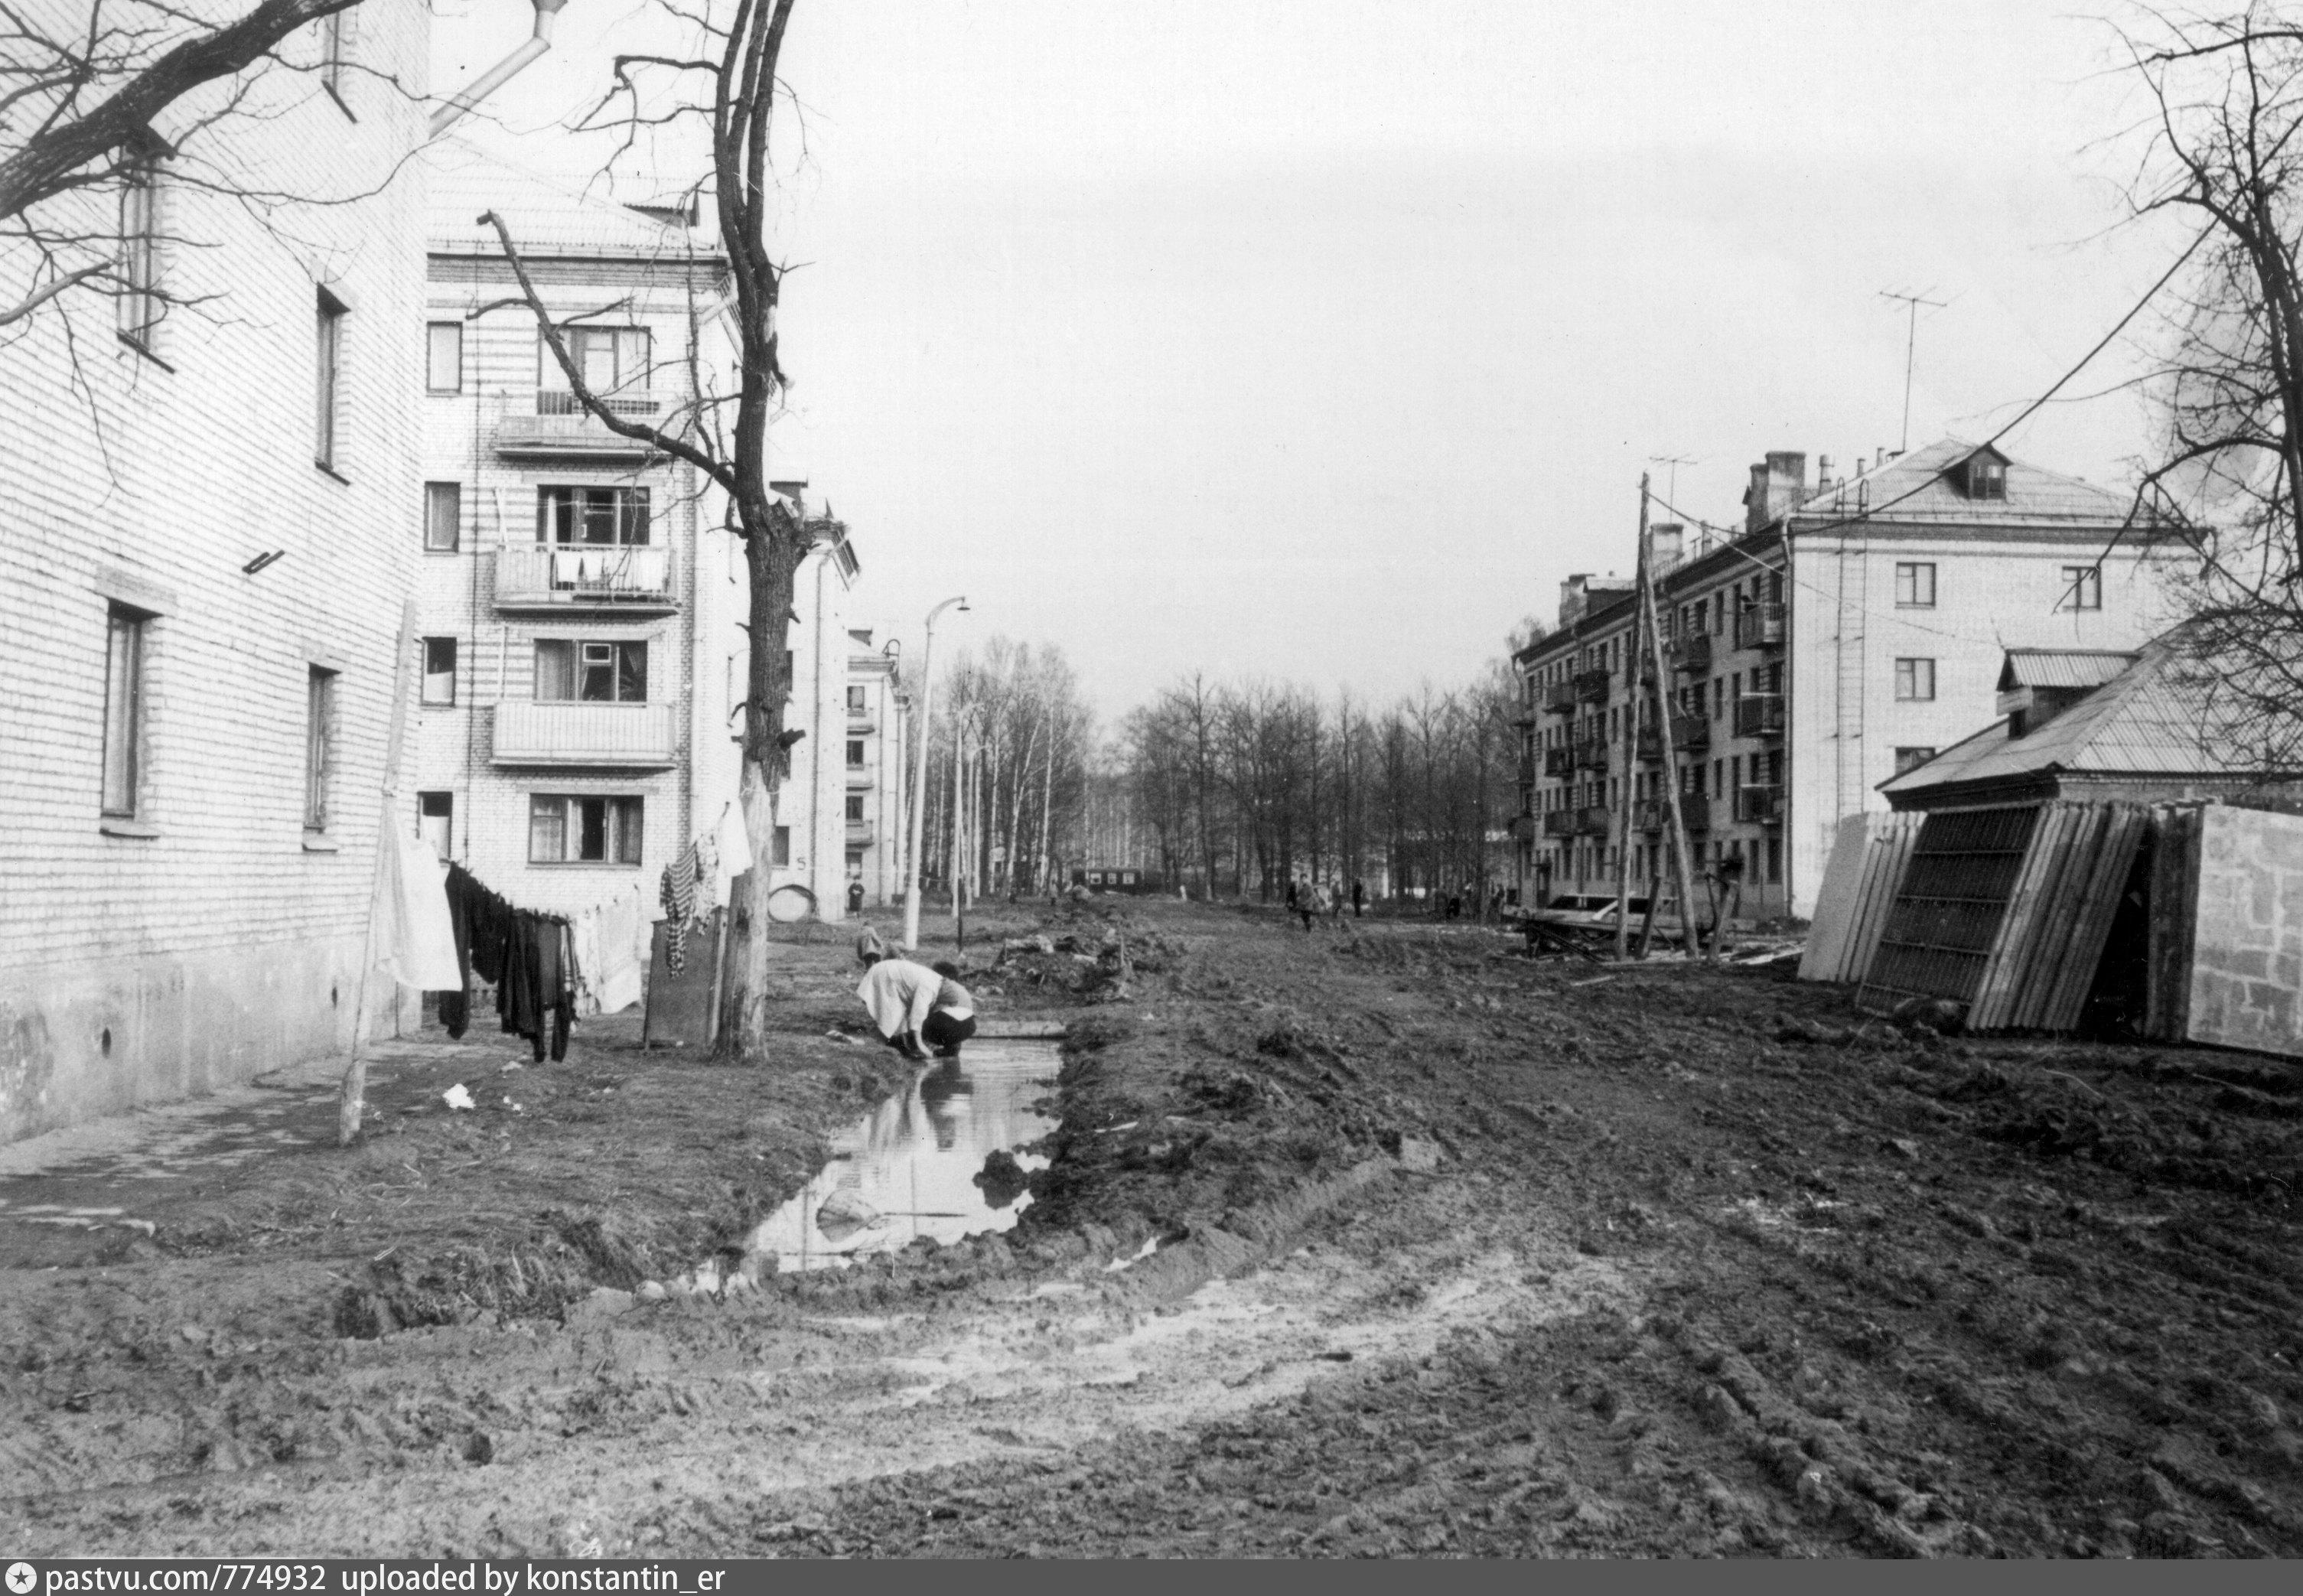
429 0 568 139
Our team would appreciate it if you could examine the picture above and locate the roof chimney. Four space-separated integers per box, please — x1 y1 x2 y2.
1816 454 1833 491
1744 452 1809 535
1649 523 1684 571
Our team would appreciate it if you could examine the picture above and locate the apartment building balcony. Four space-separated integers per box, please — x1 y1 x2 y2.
1575 805 1613 836
1674 712 1710 752
1516 754 1538 786
1543 680 1578 715
1679 795 1712 832
1542 745 1575 777
1508 812 1540 842
497 390 676 460
490 702 679 767
845 820 877 848
1572 668 1611 705
493 545 676 611
1572 734 1610 772
1671 631 1712 674
1634 799 1665 832
1734 603 1787 651
1542 809 1581 839
1732 693 1786 740
1736 783 1786 824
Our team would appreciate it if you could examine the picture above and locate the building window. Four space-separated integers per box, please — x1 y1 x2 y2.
314 288 347 473
846 739 865 767
529 795 643 865
426 321 461 393
1894 657 1937 701
417 791 453 858
1967 456 2006 499
537 486 650 545
535 640 647 702
1894 746 1937 775
421 637 458 705
119 152 163 348
101 604 147 817
847 684 867 714
772 825 792 866
546 326 652 399
305 666 337 831
845 794 865 821
1894 562 1937 608
425 482 461 552
2060 565 2103 611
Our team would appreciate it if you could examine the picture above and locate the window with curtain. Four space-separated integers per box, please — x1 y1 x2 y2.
529 795 643 865
534 640 647 702
425 482 460 552
537 486 650 545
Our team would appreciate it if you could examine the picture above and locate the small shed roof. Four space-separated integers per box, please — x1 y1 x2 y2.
1996 649 2140 692
1884 630 2264 796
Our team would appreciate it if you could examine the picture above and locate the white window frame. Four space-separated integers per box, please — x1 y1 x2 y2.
1894 657 1937 702
1894 562 1937 608
2060 565 2103 612
426 321 462 394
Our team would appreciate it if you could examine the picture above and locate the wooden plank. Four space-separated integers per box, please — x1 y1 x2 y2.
1970 803 2067 1030
1798 813 1873 982
2044 805 2146 1031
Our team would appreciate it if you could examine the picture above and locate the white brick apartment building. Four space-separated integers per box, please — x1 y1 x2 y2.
417 148 904 927
0 2 432 1143
413 144 744 920
844 627 911 910
1514 440 2178 920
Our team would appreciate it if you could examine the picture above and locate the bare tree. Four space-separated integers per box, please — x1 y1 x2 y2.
2121 5 2303 764
1 0 383 331
478 0 812 1057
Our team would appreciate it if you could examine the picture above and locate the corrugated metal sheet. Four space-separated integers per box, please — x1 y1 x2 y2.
1998 649 2138 691
1862 806 2040 1008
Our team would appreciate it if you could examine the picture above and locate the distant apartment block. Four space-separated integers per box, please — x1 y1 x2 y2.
1513 440 2178 920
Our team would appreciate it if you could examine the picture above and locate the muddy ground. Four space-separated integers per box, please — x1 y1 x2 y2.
3 898 2300 1558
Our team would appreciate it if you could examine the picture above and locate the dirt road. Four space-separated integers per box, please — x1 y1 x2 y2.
3 900 2298 1557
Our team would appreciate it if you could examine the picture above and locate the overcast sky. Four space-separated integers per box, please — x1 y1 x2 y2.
433 0 2191 720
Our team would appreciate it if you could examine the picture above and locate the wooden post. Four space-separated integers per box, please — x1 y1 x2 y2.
339 598 418 1146
1614 478 1650 959
1637 513 1709 963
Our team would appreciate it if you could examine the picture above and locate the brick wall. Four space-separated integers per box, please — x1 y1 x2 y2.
2185 805 2303 1060
0 2 432 1142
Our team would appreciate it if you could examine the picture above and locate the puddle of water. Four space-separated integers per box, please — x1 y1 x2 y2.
745 1041 1061 1272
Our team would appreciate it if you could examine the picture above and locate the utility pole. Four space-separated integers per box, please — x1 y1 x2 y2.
1880 288 1945 455
1647 454 1696 511
1613 477 1649 959
1638 527 1708 964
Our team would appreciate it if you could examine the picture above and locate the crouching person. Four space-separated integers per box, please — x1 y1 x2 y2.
856 950 979 1060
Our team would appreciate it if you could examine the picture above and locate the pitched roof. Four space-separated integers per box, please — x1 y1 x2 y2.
1997 649 2139 692
1882 630 2262 795
1787 437 2141 529
423 138 718 262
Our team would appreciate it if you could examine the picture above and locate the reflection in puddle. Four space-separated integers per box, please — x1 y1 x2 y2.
747 1041 1060 1272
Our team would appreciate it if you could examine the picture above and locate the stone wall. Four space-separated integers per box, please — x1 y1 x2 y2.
2186 806 2303 1060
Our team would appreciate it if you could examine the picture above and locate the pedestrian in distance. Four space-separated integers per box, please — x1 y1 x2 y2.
1298 878 1326 932
1329 878 1345 923
1352 878 1365 918
1286 878 1298 912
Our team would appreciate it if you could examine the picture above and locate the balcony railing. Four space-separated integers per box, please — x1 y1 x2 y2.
1736 783 1786 823
494 545 676 609
1572 734 1610 772
1543 680 1578 715
1573 668 1611 705
1734 603 1787 650
1542 809 1581 839
1732 693 1786 739
1542 745 1575 777
1671 632 1712 674
497 390 676 458
1679 794 1712 831
1516 754 1538 786
1575 805 1613 836
1634 799 1665 832
845 820 877 847
491 701 679 767
1675 712 1710 752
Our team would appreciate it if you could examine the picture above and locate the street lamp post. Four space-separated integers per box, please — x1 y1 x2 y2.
901 595 968 950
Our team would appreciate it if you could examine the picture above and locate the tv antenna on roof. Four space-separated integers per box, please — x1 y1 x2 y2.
1647 454 1696 510
1880 288 1946 455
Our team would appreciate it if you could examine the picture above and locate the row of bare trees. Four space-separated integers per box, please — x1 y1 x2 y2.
1110 655 1532 916
912 636 1095 903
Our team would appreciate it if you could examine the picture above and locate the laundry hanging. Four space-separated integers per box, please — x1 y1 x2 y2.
660 839 702 973
374 826 461 993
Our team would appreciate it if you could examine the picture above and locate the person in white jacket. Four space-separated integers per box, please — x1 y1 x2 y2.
855 952 979 1060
